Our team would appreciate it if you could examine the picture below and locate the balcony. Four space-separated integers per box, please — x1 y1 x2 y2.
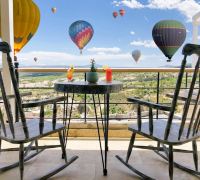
17 67 197 138
1 0 200 179
0 65 197 180
0 56 198 180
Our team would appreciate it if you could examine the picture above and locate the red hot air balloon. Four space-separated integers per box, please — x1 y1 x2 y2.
119 9 125 16
113 11 118 18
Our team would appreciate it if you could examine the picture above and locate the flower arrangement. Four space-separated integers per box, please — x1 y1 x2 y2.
86 59 98 83
90 59 97 72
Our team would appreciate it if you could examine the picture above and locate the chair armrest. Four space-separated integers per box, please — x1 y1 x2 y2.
127 97 171 111
22 96 67 108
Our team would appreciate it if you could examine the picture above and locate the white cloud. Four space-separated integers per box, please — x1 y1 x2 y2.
113 0 144 8
147 0 200 22
10 50 183 68
113 0 200 21
121 0 144 8
130 31 135 35
87 47 121 54
17 51 131 67
147 0 181 9
130 40 156 48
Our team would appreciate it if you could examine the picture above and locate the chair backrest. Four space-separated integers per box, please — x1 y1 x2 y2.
164 43 200 140
0 42 29 139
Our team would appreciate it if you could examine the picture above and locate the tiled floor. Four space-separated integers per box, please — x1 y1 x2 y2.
0 139 199 180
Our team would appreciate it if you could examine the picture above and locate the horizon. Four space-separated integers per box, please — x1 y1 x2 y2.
7 0 200 68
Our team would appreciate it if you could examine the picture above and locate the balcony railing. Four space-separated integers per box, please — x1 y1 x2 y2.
17 68 198 123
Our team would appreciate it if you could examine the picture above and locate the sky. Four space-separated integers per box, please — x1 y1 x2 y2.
16 0 200 67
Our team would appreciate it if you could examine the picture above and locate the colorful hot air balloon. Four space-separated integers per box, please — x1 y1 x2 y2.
51 7 57 13
69 20 94 54
132 50 141 63
119 9 125 16
0 0 40 55
152 20 186 62
113 11 118 18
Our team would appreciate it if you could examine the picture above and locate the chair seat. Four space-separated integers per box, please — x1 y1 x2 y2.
128 119 200 145
0 119 65 144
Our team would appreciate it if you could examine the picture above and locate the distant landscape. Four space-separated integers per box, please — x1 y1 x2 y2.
20 70 189 121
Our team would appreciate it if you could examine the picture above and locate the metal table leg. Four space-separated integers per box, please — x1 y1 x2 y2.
65 93 74 148
104 93 109 176
62 92 74 154
92 93 110 176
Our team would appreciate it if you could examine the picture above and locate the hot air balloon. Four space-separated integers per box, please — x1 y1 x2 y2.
119 9 125 16
113 11 118 18
152 20 186 62
51 7 57 13
69 20 94 54
34 57 38 62
0 0 40 55
132 50 141 63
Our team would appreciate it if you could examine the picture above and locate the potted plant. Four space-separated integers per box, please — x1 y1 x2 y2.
86 59 98 83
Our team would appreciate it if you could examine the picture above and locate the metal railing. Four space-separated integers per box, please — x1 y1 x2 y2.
18 68 198 122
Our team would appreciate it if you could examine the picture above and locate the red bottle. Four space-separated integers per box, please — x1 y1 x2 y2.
106 68 112 82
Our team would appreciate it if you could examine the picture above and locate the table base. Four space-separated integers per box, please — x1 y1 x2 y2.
62 92 110 176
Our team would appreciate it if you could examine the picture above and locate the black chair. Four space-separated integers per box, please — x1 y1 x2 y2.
116 43 200 180
0 42 78 180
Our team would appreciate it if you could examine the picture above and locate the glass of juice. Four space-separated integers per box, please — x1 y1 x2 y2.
106 68 112 82
67 66 74 81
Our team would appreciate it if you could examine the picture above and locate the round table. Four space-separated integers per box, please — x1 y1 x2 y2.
54 81 123 94
54 81 123 176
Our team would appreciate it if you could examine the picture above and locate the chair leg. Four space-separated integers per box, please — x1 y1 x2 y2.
35 140 39 153
126 132 136 163
192 140 198 171
59 131 67 162
157 142 160 150
168 145 174 180
0 139 2 153
19 144 24 180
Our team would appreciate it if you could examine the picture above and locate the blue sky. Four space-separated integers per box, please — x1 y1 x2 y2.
18 0 200 67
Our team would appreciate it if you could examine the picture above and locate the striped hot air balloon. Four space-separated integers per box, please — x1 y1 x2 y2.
0 0 40 55
69 20 94 54
152 20 186 62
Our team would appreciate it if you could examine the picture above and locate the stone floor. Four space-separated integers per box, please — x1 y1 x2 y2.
0 139 199 180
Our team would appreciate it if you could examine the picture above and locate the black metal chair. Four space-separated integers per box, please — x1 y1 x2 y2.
116 43 200 180
0 42 78 180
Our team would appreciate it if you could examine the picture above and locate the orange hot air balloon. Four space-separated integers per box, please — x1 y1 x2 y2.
0 0 40 55
119 9 125 16
113 11 118 18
